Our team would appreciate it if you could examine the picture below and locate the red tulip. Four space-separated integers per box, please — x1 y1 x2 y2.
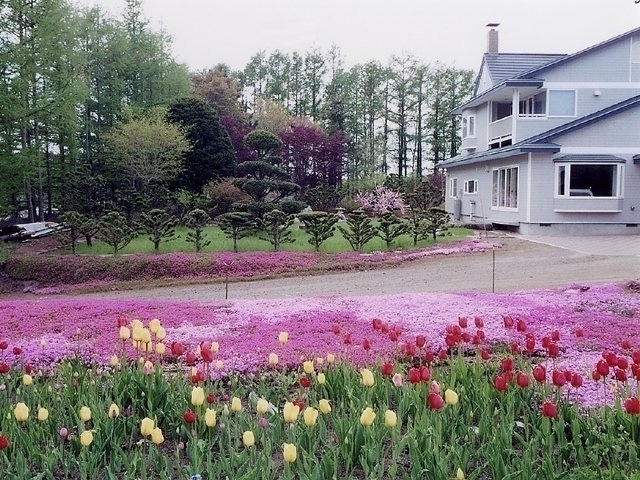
388 331 399 342
542 401 558 419
525 336 536 353
516 371 530 389
190 370 205 385
200 348 214 364
550 330 560 342
362 338 371 351
632 364 640 381
420 366 431 382
12 346 21 356
615 368 628 382
516 318 527 333
403 343 416 357
170 341 185 357
510 342 520 354
532 364 546 383
0 363 9 374
547 343 560 358
437 349 448 361
624 396 640 414
380 322 389 333
427 392 444 410
575 328 584 338
591 370 601 382
471 335 481 346
621 339 632 350
541 336 551 349
458 317 468 329
343 333 352 345
371 318 383 331
380 361 394 377
563 370 572 382
116 317 128 328
480 348 490 361
445 334 458 348
299 376 311 388
206 393 216 404
603 351 618 367
493 375 507 392
0 436 8 449
461 332 471 343
185 351 197 366
474 316 484 328
408 367 421 384
596 359 610 377
476 329 486 341
501 357 514 373
424 349 435 363
183 410 197 424
632 350 640 365
503 315 514 329
552 370 566 387
570 373 583 389
415 335 426 349
617 357 629 370
331 324 341 335
0 341 8 350
292 399 305 411
24 364 33 374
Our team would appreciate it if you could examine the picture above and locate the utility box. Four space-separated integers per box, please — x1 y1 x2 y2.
453 199 462 220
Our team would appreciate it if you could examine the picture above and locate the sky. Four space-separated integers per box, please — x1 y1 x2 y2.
76 0 640 73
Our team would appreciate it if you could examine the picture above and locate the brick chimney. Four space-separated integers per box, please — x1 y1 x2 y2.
486 23 500 56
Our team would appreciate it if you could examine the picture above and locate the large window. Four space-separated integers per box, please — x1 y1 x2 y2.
490 101 512 122
462 115 476 138
548 90 576 117
449 177 458 198
519 91 546 117
492 167 518 209
556 163 622 198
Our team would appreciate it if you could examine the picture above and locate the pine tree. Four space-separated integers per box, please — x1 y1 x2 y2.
137 209 178 252
298 212 338 252
338 210 376 252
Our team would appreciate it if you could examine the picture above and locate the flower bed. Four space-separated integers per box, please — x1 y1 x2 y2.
0 283 640 477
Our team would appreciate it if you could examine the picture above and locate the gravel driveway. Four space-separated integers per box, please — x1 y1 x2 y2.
62 232 640 302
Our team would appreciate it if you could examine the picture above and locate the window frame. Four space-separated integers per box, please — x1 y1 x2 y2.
462 115 476 138
449 177 458 198
554 162 624 199
518 91 547 117
547 89 577 118
491 166 519 210
464 179 478 195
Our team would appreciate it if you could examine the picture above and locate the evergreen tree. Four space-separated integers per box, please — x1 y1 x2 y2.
98 211 137 255
183 208 212 252
376 211 410 249
217 211 255 253
298 211 338 252
338 210 376 252
257 209 295 252
137 208 178 252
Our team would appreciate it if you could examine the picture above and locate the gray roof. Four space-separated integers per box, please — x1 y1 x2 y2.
480 53 565 90
440 95 640 169
552 154 626 163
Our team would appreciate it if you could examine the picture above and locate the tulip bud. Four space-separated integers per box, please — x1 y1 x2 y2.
22 374 33 386
143 360 154 375
444 389 459 406
303 360 314 374
242 430 255 447
155 342 166 355
110 355 120 367
191 386 205 407
303 407 318 427
283 443 297 463
268 353 278 365
360 368 375 387
148 319 160 334
79 406 92 422
392 373 404 388
231 397 242 413
256 398 269 415
80 430 93 447
278 331 289 344
205 408 217 427
283 402 300 423
457 467 465 480
108 403 120 419
384 409 397 428
119 326 130 341
359 407 376 427
140 417 155 436
151 427 164 445
37 407 49 422
317 372 326 385
326 353 335 364
319 399 332 415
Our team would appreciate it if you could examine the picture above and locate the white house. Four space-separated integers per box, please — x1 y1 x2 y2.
440 25 640 235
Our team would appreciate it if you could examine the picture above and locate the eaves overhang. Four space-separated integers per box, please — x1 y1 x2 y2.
438 143 560 169
451 79 544 115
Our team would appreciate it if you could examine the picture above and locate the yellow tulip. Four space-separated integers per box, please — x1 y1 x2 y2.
303 360 314 374
155 326 167 341
132 327 143 342
242 430 255 447
155 342 166 355
326 353 335 364
108 403 120 419
148 318 160 334
211 341 219 353
130 319 143 330
268 353 278 365
283 443 297 463
191 386 205 407
79 406 92 422
283 402 300 423
319 399 332 415
359 407 376 427
445 389 459 406
231 396 242 413
315 357 324 366
143 360 155 375
14 402 29 422
278 331 289 344
140 328 151 344
303 407 318 427
151 427 164 445
456 467 465 480
384 409 397 428
22 374 33 386
360 368 375 387
80 430 93 447
205 408 217 427
317 372 326 385
119 326 130 340
256 398 270 415
37 407 49 422
110 354 120 367
140 417 155 437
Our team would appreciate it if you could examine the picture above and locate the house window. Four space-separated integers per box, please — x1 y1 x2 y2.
462 115 476 138
492 167 518 209
518 91 546 117
449 177 458 198
464 180 478 194
633 37 640 63
548 90 576 117
490 101 512 122
556 163 623 198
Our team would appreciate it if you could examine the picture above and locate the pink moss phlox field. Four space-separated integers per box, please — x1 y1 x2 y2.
3 239 497 289
1 282 639 408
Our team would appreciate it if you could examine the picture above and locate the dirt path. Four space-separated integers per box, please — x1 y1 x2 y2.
53 233 639 302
